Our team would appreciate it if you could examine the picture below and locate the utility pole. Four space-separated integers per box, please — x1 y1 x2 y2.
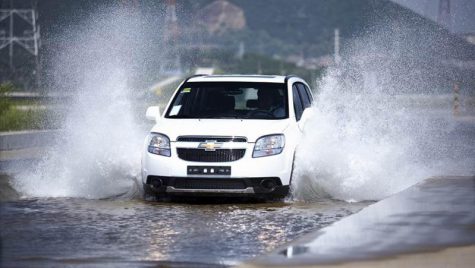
438 0 451 32
161 0 182 76
163 0 179 44
235 41 244 60
334 28 341 65
0 0 41 87
453 82 460 116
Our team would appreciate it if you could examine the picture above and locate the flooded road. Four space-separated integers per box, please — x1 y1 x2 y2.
1 117 473 267
0 186 369 267
1 115 474 267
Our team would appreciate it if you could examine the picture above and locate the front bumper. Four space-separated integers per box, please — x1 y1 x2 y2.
144 176 289 198
142 143 294 183
142 139 294 199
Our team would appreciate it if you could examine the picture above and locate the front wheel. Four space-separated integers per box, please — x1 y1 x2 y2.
143 183 163 201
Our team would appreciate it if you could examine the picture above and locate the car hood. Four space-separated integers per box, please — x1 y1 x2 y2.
150 119 290 142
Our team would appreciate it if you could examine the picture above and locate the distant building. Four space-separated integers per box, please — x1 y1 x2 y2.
195 0 246 35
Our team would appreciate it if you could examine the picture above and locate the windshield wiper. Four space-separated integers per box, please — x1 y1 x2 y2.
167 115 196 118
215 116 241 119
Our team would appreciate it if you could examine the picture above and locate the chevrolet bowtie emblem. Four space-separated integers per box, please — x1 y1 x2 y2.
198 140 223 151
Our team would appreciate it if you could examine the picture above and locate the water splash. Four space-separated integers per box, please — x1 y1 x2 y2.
292 71 433 202
9 7 473 202
292 22 474 202
12 6 146 199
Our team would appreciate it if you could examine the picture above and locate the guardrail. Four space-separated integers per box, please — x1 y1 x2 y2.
0 130 61 151
4 92 72 101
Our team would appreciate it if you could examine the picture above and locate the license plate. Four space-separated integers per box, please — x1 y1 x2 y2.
187 166 231 175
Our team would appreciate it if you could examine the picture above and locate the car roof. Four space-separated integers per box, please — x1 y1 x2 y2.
186 74 288 83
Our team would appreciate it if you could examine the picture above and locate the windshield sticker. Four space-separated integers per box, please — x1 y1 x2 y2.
182 88 191 93
169 105 182 116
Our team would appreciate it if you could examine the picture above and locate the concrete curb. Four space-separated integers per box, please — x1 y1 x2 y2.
241 176 475 268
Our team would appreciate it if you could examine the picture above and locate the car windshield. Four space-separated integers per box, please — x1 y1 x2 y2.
165 82 288 119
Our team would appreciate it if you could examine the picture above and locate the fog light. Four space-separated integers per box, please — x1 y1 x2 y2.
151 178 163 188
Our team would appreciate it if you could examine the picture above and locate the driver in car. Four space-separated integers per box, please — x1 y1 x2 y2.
256 88 285 117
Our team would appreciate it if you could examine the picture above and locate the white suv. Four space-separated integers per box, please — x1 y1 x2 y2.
142 75 314 199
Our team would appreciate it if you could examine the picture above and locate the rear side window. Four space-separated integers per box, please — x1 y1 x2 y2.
292 85 304 121
296 83 312 108
304 84 314 103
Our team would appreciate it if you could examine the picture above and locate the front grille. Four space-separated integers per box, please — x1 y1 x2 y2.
177 136 247 142
177 148 245 162
174 179 247 189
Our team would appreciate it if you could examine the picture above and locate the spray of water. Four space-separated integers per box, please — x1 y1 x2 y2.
9 6 473 202
292 22 474 202
292 72 432 202
12 6 148 198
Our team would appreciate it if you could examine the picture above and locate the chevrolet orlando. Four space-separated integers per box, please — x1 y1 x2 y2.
142 75 314 199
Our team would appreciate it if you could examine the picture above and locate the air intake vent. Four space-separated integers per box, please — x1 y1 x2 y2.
177 136 247 143
177 148 245 162
174 179 247 189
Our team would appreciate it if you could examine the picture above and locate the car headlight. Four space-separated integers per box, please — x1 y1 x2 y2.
253 134 285 158
147 133 171 157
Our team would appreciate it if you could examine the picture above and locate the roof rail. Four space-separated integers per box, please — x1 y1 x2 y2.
184 74 206 83
284 75 298 83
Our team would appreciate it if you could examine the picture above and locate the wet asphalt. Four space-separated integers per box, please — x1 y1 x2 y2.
0 181 369 268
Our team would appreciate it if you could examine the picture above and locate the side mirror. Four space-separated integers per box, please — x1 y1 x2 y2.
146 106 160 122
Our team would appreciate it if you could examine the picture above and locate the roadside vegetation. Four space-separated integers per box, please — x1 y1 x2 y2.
0 83 59 131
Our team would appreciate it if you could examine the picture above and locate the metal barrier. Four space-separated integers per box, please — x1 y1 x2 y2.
0 130 60 151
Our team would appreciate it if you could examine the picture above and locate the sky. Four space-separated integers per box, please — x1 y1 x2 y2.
391 0 475 34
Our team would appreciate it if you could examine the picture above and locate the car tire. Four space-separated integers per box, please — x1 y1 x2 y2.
142 183 156 199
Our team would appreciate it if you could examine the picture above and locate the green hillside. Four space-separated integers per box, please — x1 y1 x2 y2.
3 0 474 90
